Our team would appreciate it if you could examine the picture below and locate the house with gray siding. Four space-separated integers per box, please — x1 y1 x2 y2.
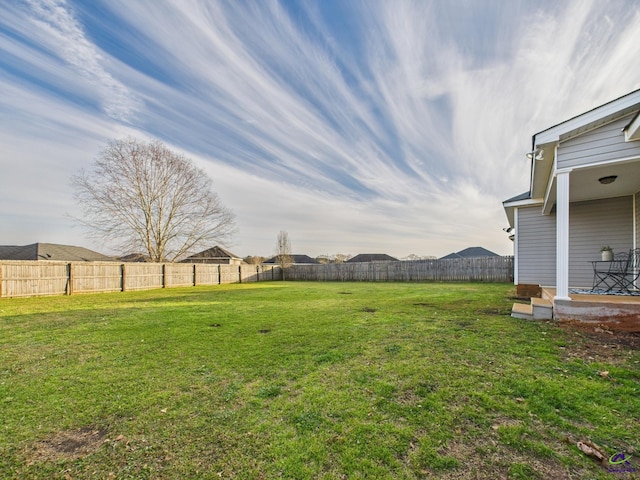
503 89 640 325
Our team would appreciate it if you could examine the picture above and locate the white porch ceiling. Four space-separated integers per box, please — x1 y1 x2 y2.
542 159 640 215
569 161 640 203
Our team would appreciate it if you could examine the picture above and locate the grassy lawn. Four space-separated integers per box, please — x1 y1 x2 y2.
1 282 638 479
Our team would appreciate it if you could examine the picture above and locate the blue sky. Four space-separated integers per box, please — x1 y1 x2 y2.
2 0 640 259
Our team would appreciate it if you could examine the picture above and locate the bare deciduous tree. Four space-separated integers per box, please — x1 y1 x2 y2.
332 253 351 264
275 230 292 280
244 255 266 265
316 253 351 264
72 138 236 262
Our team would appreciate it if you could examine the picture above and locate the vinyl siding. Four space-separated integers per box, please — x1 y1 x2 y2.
516 205 556 286
568 196 633 288
557 114 640 170
516 197 633 288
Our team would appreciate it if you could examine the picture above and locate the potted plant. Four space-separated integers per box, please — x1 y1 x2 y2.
601 246 613 261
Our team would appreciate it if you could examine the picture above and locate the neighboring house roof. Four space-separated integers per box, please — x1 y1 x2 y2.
119 253 151 262
0 243 114 261
262 254 319 264
181 246 243 263
346 253 399 263
440 247 499 260
0 245 34 260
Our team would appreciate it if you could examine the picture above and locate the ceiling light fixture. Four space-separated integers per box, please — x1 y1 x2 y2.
598 175 617 185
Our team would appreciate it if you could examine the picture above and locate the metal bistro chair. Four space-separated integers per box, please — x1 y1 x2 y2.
592 251 631 293
621 248 640 293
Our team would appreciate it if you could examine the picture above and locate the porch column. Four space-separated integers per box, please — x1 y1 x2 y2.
555 171 571 300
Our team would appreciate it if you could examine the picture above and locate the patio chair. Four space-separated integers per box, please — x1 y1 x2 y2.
592 251 630 293
620 248 640 293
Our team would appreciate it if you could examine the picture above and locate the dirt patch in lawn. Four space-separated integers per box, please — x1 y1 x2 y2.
27 427 107 463
559 323 640 364
476 307 512 316
436 439 591 480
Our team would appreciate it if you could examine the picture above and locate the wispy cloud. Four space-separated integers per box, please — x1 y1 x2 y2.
20 0 140 121
1 0 640 256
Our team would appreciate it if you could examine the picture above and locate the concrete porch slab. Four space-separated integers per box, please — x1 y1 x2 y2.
542 287 640 331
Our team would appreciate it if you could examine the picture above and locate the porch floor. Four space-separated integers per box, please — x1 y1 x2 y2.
542 287 640 305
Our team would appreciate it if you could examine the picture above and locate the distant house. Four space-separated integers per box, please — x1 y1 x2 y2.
0 243 114 262
346 253 398 263
439 247 499 260
181 246 245 265
262 254 319 265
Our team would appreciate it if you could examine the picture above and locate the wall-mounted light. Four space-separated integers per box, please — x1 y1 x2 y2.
598 175 617 185
526 149 543 161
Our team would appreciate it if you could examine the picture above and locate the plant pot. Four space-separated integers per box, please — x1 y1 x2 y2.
601 250 613 261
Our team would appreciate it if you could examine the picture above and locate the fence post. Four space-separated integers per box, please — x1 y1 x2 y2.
121 263 127 292
193 264 197 286
162 264 166 288
238 265 242 283
218 265 221 285
67 263 74 295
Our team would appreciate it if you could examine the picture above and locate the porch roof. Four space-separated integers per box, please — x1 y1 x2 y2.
502 191 536 227
533 88 640 147
531 90 640 210
503 89 640 227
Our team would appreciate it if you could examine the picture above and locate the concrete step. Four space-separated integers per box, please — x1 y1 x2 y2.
511 297 554 321
511 302 533 320
531 297 553 320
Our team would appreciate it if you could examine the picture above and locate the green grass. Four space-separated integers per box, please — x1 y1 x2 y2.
1 282 638 479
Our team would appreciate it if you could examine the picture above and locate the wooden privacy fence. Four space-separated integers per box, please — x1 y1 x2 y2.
0 261 281 298
0 257 513 298
286 256 514 283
